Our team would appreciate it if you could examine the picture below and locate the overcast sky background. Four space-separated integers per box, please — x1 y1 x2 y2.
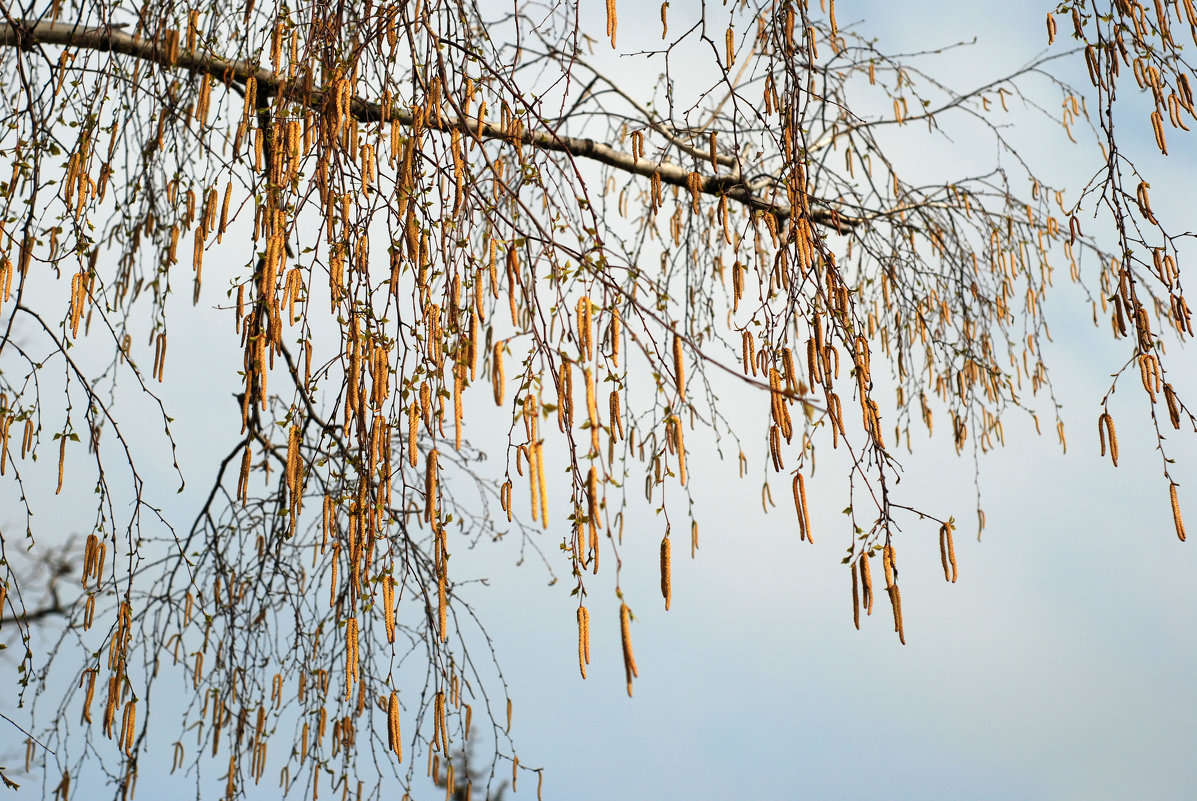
2 1 1197 799
447 3 1197 800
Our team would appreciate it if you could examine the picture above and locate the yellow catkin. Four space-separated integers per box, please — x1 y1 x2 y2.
609 390 624 441
468 308 480 379
768 427 782 473
122 699 137 754
344 617 359 699
557 359 573 431
0 415 9 475
586 464 602 539
438 568 448 641
408 402 419 467
383 576 396 643
154 332 167 382
1152 109 1167 154
946 523 957 582
82 591 96 627
673 333 685 398
585 368 600 454
103 676 117 739
192 228 205 289
493 342 505 406
1164 383 1181 429
535 442 549 525
606 0 617 47
860 552 873 615
425 449 439 524
1171 483 1186 542
851 561 860 630
1098 412 1119 467
80 670 96 723
506 248 519 325
792 473 812 542
670 415 687 486
619 602 637 696
577 606 590 678
433 691 448 752
387 691 402 760
611 306 621 367
660 536 672 610
56 434 66 494
500 479 513 522
453 364 464 449
882 545 905 644
329 546 339 606
576 297 592 360
939 523 951 582
217 180 232 243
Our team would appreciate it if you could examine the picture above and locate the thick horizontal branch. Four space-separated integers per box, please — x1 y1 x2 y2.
0 20 859 231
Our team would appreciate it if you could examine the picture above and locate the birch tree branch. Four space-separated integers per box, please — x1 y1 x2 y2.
0 20 860 231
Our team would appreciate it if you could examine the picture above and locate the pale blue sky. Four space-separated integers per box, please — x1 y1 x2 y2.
436 3 1197 800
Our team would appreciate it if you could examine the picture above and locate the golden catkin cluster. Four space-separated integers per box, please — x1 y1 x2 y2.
0 0 1193 796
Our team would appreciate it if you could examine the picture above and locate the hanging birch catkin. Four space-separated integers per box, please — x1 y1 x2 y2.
1171 483 1186 542
660 535 672 610
577 605 590 678
619 602 637 696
